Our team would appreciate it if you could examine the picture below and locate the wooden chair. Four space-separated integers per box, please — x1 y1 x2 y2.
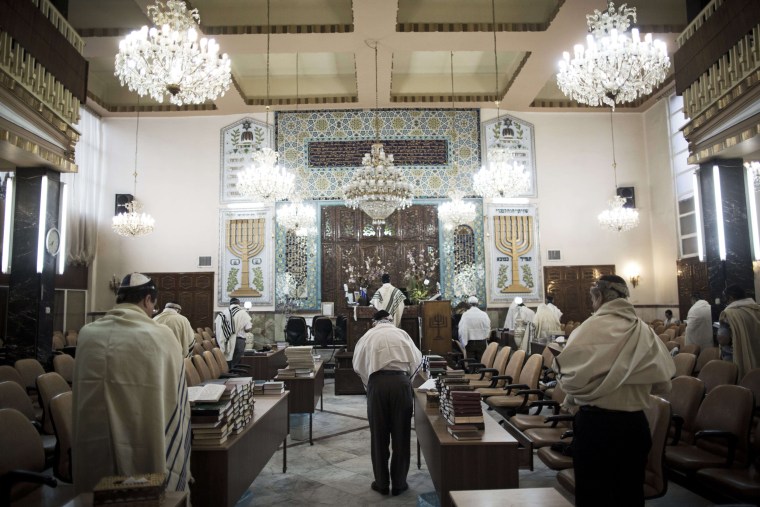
52 354 74 384
192 354 214 382
660 376 705 446
485 353 544 419
468 346 511 389
36 372 71 435
681 343 700 356
192 343 204 356
0 381 55 462
672 353 696 377
477 349 526 398
14 359 45 397
694 347 720 374
49 392 72 483
698 359 738 394
211 347 250 377
201 340 215 352
665 385 754 476
0 408 57 503
556 395 672 500
64 332 77 347
51 335 65 351
184 358 202 387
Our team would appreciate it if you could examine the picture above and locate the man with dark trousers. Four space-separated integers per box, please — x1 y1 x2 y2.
353 310 422 496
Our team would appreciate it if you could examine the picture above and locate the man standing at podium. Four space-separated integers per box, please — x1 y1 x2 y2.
458 296 491 362
353 310 422 497
371 273 405 327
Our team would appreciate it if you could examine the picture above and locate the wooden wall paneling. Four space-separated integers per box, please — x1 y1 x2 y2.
145 272 214 331
543 265 615 324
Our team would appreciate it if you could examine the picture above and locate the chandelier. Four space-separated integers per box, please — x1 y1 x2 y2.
438 195 477 231
745 161 760 191
343 41 414 226
556 2 670 109
472 0 531 199
112 107 155 238
598 112 639 232
277 200 317 236
114 0 231 106
236 0 294 202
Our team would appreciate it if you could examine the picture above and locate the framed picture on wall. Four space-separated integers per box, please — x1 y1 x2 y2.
321 302 334 317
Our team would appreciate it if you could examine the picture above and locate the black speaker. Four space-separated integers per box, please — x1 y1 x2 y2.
616 187 636 208
115 194 134 215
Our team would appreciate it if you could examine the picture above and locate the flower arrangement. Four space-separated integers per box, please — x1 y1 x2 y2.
403 247 440 302
345 251 389 290
452 263 485 304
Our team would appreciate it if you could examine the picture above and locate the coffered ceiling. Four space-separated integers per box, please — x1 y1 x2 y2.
67 0 688 116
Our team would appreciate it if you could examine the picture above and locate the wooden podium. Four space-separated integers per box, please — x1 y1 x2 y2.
420 300 452 356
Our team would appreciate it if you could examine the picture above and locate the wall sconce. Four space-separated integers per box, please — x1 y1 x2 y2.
629 274 640 288
109 274 121 295
625 263 641 289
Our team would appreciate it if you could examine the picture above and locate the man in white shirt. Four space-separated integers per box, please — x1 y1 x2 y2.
371 273 406 327
546 295 563 322
215 297 252 368
458 296 491 362
685 293 713 350
353 310 422 497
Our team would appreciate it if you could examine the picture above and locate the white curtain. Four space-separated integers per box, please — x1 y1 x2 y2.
65 107 103 266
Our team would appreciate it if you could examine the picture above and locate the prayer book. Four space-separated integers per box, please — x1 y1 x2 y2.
188 383 226 404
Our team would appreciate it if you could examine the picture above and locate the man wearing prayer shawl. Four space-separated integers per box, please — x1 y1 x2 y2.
371 273 406 328
215 297 252 367
685 293 713 350
718 285 760 379
458 296 491 361
555 275 674 506
546 295 563 322
154 301 195 358
503 298 520 330
72 273 191 494
533 302 562 342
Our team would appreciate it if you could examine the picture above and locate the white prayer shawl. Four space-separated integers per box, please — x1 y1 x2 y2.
533 303 562 340
216 304 253 360
503 300 519 329
685 299 713 350
154 308 194 358
720 298 760 380
353 322 422 386
72 303 191 494
371 283 406 327
513 306 536 351
458 306 491 347
547 302 563 322
556 298 675 412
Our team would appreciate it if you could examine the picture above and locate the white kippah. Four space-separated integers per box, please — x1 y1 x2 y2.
119 272 153 289
514 296 523 305
467 296 479 304
165 302 182 312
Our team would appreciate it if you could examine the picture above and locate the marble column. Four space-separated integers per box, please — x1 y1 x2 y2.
6 169 61 366
698 159 754 320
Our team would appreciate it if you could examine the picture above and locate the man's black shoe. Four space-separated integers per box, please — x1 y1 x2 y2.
391 484 409 496
371 482 389 495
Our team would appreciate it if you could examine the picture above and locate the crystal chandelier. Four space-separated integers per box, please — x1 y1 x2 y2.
236 0 294 202
277 200 317 236
557 2 670 109
438 194 477 231
115 0 231 106
745 161 760 191
598 112 639 232
472 0 531 199
112 108 155 238
343 41 414 226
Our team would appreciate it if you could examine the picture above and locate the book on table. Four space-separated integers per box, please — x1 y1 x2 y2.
188 383 227 404
447 424 484 440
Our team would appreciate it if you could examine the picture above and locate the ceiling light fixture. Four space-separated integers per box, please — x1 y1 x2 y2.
343 40 414 229
112 107 156 238
556 1 670 109
115 0 232 106
277 200 317 237
237 0 294 202
472 0 531 199
598 111 639 232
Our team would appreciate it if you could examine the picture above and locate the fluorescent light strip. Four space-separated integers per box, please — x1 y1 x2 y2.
693 171 705 262
36 175 48 273
2 174 14 273
746 166 760 261
58 182 68 274
713 165 726 261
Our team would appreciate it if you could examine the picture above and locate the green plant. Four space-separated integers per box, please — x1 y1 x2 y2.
521 264 534 289
226 267 239 292
251 266 264 291
497 264 509 288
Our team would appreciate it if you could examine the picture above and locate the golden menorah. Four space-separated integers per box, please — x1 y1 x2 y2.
227 218 266 297
494 215 533 293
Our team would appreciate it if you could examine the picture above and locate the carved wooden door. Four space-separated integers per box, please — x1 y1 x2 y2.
543 265 616 323
145 272 214 330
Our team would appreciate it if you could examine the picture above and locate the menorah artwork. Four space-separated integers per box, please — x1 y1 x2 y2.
493 215 534 293
226 218 266 297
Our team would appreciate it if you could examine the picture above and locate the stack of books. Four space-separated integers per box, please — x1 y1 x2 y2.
262 380 285 395
190 399 233 446
446 424 485 441
440 388 485 431
277 346 317 377
252 380 267 395
225 377 254 434
426 355 448 377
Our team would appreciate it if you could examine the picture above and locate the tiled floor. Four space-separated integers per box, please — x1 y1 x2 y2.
239 378 717 507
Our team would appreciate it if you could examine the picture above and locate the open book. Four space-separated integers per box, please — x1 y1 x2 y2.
188 383 227 404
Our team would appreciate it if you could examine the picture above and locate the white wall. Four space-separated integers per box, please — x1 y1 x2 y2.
90 107 679 318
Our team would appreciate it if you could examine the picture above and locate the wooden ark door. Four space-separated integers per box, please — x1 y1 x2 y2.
543 265 616 323
145 272 214 330
321 205 439 314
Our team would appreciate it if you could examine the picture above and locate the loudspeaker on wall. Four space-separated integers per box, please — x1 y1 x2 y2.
115 194 134 216
616 187 636 208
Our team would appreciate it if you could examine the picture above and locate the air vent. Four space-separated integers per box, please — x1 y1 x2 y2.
198 256 212 267
547 250 562 261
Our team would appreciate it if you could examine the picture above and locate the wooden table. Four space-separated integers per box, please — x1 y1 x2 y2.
334 350 366 395
276 360 325 445
240 347 287 380
63 492 188 507
414 391 519 507
450 487 573 507
190 392 289 507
